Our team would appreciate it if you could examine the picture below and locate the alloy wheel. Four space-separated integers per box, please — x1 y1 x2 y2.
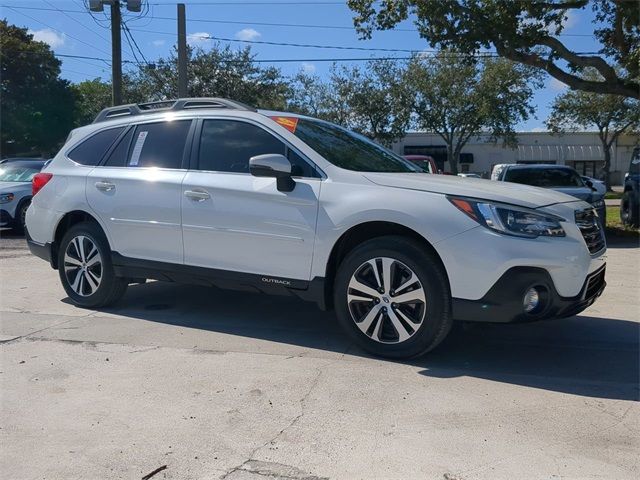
347 257 426 344
64 235 103 297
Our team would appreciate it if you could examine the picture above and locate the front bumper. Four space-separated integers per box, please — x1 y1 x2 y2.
0 209 14 226
452 264 606 323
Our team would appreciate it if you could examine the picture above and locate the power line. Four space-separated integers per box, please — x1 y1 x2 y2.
4 5 114 58
0 5 596 37
45 51 499 64
132 29 601 55
148 1 347 4
42 0 137 62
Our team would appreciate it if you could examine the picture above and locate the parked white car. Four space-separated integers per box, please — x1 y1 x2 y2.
26 98 607 358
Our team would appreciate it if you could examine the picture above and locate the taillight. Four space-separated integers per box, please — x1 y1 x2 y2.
32 173 53 196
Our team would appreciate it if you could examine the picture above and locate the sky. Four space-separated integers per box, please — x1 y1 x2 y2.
2 0 603 131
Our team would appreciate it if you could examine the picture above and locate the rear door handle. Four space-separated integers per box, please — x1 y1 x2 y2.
184 189 211 201
95 181 115 192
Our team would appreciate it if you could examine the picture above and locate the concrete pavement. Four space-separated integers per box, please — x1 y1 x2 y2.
1 232 638 479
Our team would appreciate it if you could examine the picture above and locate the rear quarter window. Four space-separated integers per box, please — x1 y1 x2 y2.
67 127 124 166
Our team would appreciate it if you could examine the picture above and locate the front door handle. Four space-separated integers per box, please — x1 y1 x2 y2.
184 189 211 201
95 181 115 192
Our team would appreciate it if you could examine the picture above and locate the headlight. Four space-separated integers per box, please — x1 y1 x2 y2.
448 196 566 238
591 199 605 209
0 193 14 204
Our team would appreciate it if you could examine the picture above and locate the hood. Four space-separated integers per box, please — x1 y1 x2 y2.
363 173 579 209
551 186 600 203
0 181 31 191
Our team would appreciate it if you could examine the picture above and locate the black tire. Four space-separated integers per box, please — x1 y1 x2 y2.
57 221 127 308
620 190 639 227
13 199 30 234
333 235 452 359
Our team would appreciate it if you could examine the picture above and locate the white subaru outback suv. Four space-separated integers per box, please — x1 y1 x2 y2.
26 98 606 358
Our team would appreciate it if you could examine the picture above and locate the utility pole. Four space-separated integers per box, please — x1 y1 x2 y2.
110 1 123 105
177 3 188 97
89 0 132 105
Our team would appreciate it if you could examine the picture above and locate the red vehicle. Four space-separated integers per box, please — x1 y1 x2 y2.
403 155 439 174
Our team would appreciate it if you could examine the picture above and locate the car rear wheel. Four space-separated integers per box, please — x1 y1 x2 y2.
620 190 639 227
333 236 452 358
58 222 127 308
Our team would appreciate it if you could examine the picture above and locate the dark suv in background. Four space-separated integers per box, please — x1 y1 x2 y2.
621 147 640 227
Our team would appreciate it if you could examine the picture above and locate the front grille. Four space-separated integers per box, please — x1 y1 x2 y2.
575 208 606 254
583 266 606 300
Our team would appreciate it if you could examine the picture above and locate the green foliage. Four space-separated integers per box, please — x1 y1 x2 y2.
124 44 289 109
287 71 350 125
406 52 542 173
0 20 76 156
347 0 640 99
546 69 640 188
288 60 412 146
72 78 112 126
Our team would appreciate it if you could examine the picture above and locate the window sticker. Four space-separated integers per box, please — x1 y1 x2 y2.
129 131 148 166
270 116 299 133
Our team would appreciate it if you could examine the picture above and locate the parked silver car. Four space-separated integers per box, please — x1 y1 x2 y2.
0 159 48 232
492 164 606 226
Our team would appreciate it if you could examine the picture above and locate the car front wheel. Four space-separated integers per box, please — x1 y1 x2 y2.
333 236 452 359
620 190 639 227
58 222 128 308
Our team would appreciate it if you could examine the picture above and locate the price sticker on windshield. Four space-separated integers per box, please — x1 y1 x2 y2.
270 116 299 133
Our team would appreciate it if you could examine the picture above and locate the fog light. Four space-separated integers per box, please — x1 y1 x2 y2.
523 287 540 313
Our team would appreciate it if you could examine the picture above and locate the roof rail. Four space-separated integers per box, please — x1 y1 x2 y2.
92 97 257 123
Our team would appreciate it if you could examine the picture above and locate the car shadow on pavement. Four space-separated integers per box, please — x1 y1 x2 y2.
94 281 639 402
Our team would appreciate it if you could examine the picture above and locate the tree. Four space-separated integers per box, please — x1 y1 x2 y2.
546 70 640 189
0 20 76 156
330 59 412 146
125 44 289 109
287 70 350 125
72 78 112 126
405 52 542 174
348 0 640 99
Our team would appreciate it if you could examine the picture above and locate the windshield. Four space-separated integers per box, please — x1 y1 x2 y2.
504 167 584 188
288 118 421 173
0 165 41 182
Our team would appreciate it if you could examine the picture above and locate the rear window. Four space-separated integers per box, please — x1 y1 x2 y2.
125 121 191 169
503 168 584 188
67 127 124 165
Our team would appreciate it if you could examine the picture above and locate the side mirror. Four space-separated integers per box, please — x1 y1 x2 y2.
584 179 597 191
249 153 295 192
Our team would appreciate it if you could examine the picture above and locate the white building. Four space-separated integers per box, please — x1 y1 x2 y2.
392 131 639 184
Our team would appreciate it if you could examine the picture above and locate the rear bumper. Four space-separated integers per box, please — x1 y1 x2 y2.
452 265 606 323
26 229 54 267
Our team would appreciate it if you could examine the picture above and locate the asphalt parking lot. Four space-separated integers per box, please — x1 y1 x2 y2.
1 231 638 480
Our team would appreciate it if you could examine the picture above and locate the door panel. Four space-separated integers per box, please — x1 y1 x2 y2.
85 120 193 264
86 168 187 263
182 172 320 280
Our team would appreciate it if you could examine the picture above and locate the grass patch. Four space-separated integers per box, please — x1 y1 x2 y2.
605 205 639 239
605 191 623 200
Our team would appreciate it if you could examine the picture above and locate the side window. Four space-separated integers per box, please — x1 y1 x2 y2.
67 127 124 165
288 149 318 178
104 128 134 167
198 119 318 177
126 120 191 169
